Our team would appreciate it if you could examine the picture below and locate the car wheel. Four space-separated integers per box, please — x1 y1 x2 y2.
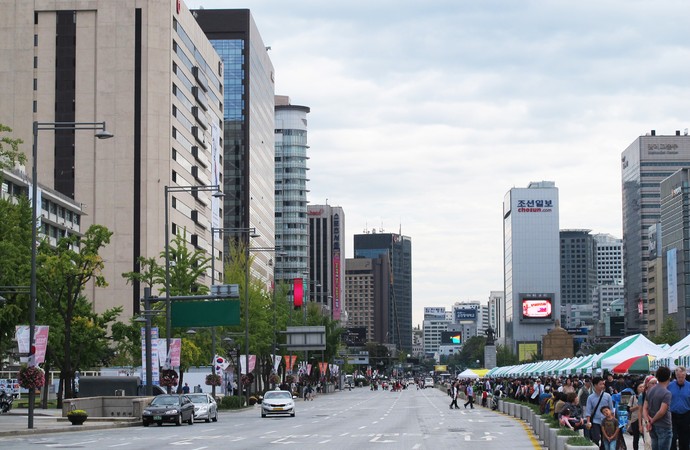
175 414 182 426
291 411 295 417
187 413 194 425
212 411 218 422
157 422 162 427
261 411 266 418
143 421 150 427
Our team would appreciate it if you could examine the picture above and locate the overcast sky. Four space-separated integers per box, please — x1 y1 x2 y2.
185 0 690 328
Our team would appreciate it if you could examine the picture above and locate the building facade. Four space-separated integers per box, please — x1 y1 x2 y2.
659 168 690 337
354 231 412 353
621 131 690 333
274 96 310 284
308 204 345 321
560 230 597 328
503 181 560 357
193 8 276 282
344 257 390 343
0 0 224 317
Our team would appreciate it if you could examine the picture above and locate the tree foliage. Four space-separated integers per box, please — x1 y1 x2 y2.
651 317 681 346
0 123 25 170
36 224 119 402
0 196 31 368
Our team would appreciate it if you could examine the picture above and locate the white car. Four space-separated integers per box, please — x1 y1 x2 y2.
261 389 296 418
424 377 434 388
186 393 218 423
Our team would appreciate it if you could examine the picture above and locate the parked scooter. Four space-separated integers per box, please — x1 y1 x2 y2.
0 389 13 413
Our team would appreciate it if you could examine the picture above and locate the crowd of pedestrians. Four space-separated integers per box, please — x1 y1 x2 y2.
478 365 690 450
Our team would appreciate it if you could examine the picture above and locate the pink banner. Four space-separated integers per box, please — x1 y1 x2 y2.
307 363 312 375
318 362 328 375
170 338 181 367
34 326 49 365
240 355 257 374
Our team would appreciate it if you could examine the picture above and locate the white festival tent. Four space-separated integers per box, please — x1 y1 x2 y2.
653 334 690 370
592 334 663 371
456 368 480 379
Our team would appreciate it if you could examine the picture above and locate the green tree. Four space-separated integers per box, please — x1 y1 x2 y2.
457 336 486 368
0 123 25 170
36 224 117 403
496 343 519 366
0 196 31 368
652 318 681 346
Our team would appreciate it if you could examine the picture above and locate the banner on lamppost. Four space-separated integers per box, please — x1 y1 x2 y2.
141 327 160 385
272 355 282 372
318 362 328 376
15 325 49 366
285 355 298 373
240 355 256 375
157 338 181 368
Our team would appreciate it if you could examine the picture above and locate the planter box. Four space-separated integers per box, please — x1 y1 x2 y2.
565 444 598 450
556 434 570 450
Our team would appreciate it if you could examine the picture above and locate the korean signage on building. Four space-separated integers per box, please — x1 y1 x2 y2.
516 199 553 213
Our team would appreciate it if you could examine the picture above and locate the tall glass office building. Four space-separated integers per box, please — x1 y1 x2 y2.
194 9 276 280
354 232 412 353
621 131 690 334
275 96 310 284
503 181 560 358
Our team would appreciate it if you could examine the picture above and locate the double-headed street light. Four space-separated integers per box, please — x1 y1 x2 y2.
30 121 112 428
163 184 222 392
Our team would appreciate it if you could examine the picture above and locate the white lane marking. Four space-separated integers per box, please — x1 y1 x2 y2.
359 425 367 429
108 444 130 448
319 439 331 444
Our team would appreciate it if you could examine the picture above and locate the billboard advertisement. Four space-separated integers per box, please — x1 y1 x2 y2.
440 331 462 345
454 308 477 322
519 293 554 322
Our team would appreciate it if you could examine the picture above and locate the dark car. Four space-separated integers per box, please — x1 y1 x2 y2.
142 394 195 427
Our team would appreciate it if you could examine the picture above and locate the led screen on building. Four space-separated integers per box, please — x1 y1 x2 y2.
440 331 462 345
519 293 554 322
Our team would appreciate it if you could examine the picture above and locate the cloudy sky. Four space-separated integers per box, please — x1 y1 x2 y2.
186 0 690 327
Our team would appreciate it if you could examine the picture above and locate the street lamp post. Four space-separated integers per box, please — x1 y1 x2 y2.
163 184 221 393
30 121 112 429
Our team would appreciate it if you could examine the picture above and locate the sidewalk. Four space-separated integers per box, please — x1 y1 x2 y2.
0 408 139 437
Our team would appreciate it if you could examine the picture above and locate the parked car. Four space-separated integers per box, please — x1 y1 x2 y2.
186 393 218 422
142 394 195 427
261 389 296 418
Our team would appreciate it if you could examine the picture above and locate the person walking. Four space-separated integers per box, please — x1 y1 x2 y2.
644 366 673 450
629 381 644 450
449 381 460 409
464 383 475 409
585 376 615 449
668 366 690 450
579 377 595 441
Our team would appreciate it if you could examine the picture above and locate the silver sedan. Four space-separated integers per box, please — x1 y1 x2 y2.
186 393 218 423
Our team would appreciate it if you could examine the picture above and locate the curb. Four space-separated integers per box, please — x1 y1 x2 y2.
0 421 140 437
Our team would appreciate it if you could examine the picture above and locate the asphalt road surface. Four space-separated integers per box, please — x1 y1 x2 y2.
0 385 541 450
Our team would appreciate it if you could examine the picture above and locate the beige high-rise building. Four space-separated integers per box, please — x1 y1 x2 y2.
0 0 224 318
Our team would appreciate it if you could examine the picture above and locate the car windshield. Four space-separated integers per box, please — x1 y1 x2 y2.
187 395 209 403
150 396 180 406
265 391 291 400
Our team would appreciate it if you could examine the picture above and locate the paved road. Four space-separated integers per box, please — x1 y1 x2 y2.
0 386 541 450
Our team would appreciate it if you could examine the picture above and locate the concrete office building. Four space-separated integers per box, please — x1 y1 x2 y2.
422 307 451 357
344 257 390 343
274 96 310 283
0 0 224 317
308 204 346 321
355 231 412 353
560 230 597 328
488 290 504 339
593 234 624 285
503 181 560 358
193 9 276 282
659 168 690 336
2 168 84 248
621 131 690 333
